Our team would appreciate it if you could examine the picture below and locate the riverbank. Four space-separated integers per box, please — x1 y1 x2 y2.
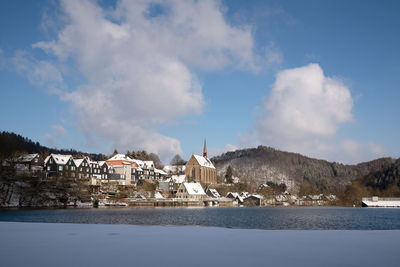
1 221 399 267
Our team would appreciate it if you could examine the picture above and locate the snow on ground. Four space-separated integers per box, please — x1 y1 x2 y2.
1 222 400 267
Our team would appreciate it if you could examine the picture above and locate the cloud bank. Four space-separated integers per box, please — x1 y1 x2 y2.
254 63 385 163
29 0 257 159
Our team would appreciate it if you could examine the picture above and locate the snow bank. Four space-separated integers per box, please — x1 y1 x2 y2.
0 222 399 267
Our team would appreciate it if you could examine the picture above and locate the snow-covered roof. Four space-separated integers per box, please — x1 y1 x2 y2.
171 174 186 184
240 192 251 198
143 161 154 168
155 168 167 175
45 154 72 165
226 192 243 203
154 192 164 199
73 159 84 167
98 161 107 166
16 153 38 163
207 188 221 198
183 182 206 195
193 154 215 169
107 154 133 162
132 159 144 167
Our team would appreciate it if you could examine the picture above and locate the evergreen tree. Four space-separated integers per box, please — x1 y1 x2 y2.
225 165 233 183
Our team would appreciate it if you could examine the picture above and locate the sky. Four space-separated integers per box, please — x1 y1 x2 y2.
0 0 399 164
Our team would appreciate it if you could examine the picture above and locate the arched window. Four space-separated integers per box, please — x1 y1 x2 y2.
192 168 195 180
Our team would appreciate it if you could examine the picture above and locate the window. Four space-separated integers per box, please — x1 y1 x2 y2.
58 166 62 171
47 166 50 171
50 158 53 164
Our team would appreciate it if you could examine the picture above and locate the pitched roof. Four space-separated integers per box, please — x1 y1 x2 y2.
16 153 38 163
155 168 167 175
107 154 133 162
45 154 72 165
207 188 221 198
171 174 186 184
183 182 206 195
192 154 215 169
73 159 84 167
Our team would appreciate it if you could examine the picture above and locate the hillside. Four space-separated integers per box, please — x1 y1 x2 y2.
0 131 105 161
211 146 395 193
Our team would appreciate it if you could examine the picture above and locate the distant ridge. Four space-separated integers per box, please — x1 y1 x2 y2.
211 145 395 192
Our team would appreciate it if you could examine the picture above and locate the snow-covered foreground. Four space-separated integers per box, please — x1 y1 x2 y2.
1 222 399 267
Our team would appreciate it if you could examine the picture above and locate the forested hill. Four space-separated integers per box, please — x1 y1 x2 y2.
0 131 105 161
0 131 163 166
211 146 396 193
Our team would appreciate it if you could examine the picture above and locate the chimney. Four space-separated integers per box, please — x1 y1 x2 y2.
203 138 207 158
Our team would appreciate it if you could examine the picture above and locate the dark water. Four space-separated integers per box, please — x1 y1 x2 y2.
1 207 400 230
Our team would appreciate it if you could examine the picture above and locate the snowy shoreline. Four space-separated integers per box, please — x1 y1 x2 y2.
1 222 400 267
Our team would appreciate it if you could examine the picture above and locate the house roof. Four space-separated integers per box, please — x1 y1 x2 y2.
107 154 133 162
207 188 221 198
16 153 38 163
183 182 206 195
73 159 84 167
45 154 72 165
171 174 186 184
155 168 167 175
192 154 215 169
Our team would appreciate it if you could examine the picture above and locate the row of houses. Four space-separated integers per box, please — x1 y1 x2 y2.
7 153 167 185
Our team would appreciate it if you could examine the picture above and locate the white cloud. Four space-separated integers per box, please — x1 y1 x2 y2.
208 144 238 158
29 0 258 160
253 63 385 163
265 42 283 67
51 125 67 137
12 50 66 95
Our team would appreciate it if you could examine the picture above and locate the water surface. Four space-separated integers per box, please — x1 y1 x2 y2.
1 206 400 230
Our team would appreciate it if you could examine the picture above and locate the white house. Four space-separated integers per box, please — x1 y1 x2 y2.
176 182 206 200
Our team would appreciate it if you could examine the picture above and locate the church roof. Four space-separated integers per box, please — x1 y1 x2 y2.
192 154 215 169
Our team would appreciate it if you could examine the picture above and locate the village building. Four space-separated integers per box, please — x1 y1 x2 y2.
14 153 43 175
90 160 102 179
243 194 263 206
99 161 113 181
176 182 207 200
206 188 221 198
74 157 91 179
185 140 217 184
226 192 244 204
44 154 76 177
106 154 135 185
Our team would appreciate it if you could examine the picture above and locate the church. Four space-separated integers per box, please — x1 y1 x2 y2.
185 140 217 184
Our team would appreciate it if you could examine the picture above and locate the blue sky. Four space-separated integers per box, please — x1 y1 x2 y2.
0 0 399 163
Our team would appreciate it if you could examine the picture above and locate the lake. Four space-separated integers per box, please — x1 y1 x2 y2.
1 206 400 230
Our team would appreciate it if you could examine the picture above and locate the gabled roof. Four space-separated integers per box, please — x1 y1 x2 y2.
207 188 221 198
45 154 72 165
107 154 133 162
16 153 38 163
73 159 84 167
171 174 186 184
155 168 167 175
192 154 215 169
183 182 206 195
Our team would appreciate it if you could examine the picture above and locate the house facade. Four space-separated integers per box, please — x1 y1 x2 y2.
44 154 76 177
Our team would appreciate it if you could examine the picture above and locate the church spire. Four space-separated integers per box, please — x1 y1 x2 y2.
203 138 207 158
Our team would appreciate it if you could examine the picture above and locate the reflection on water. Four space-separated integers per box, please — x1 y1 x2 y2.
1 207 400 230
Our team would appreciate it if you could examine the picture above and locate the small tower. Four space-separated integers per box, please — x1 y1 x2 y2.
203 138 207 158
